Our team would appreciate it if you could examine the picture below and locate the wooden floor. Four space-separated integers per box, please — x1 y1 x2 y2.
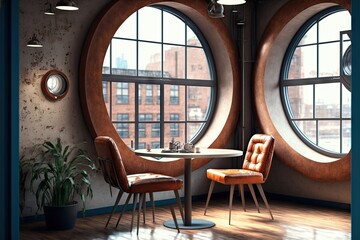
21 195 351 240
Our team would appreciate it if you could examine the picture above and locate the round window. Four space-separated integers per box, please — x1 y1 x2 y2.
281 7 351 157
41 69 69 101
253 0 351 181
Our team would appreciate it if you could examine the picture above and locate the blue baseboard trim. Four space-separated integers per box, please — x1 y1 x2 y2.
200 191 350 211
21 191 349 224
266 192 350 211
21 197 183 224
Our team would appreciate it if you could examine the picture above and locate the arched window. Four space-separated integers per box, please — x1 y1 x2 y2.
281 7 351 157
102 6 215 149
253 0 351 181
79 0 240 176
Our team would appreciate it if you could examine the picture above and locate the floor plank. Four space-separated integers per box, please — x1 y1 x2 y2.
20 195 351 240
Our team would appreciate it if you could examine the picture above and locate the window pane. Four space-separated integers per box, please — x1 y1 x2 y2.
102 81 109 103
103 82 111 117
138 7 161 42
286 85 313 119
103 6 215 149
116 114 129 138
138 122 154 139
282 8 351 156
342 120 351 153
112 39 137 75
315 83 340 118
187 86 211 121
164 123 185 143
163 11 185 44
188 122 205 142
299 24 317 45
342 84 351 118
152 122 160 137
111 82 135 121
187 47 211 80
151 141 160 149
114 12 137 39
164 85 185 121
319 11 351 42
318 120 340 153
115 82 129 104
103 46 110 74
288 45 317 79
164 45 185 79
145 85 153 104
139 84 160 113
138 42 161 77
294 120 316 144
113 123 135 147
138 142 146 149
319 42 339 77
187 26 201 46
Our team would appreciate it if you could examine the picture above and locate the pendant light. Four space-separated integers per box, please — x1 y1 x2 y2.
55 0 79 11
26 34 43 48
44 2 55 15
218 0 246 5
208 0 224 18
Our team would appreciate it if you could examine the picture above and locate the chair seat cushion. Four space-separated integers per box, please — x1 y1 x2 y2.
207 169 264 185
128 173 183 193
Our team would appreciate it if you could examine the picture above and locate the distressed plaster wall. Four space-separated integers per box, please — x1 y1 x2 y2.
19 0 240 217
19 0 350 218
20 0 114 216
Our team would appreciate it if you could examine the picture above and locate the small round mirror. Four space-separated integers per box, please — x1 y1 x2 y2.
41 69 69 101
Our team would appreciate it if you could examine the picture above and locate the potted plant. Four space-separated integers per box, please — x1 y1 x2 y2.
27 138 96 230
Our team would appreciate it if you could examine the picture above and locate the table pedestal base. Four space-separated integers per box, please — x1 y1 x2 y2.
164 219 215 230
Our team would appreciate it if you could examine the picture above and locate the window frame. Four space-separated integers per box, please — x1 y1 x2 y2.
280 6 351 158
253 0 351 181
79 0 241 177
101 5 217 149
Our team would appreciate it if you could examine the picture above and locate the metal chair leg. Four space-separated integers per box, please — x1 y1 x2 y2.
142 193 146 224
105 190 123 228
229 184 235 225
130 193 139 232
170 205 180 233
137 193 145 235
256 184 274 220
238 184 246 212
204 180 215 215
149 192 155 223
174 190 184 222
116 193 133 228
248 184 260 213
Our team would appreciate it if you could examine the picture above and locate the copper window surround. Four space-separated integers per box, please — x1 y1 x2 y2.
253 0 351 181
79 0 240 177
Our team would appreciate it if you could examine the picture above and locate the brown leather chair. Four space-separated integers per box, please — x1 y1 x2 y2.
94 136 184 234
204 134 275 224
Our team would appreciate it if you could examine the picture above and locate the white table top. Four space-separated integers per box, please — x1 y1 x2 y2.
134 148 243 159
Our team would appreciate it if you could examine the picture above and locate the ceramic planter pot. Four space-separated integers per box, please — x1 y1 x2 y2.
44 201 78 230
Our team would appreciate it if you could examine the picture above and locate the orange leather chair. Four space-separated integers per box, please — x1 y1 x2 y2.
94 136 184 234
204 134 275 224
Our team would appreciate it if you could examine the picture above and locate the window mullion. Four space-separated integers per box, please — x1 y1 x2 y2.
160 84 164 148
135 83 139 148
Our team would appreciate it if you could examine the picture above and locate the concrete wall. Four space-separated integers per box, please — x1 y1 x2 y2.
19 0 350 217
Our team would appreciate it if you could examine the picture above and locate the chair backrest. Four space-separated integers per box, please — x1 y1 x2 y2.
94 136 130 192
242 134 275 182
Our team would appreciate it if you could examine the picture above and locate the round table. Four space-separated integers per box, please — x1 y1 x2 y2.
134 148 243 230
